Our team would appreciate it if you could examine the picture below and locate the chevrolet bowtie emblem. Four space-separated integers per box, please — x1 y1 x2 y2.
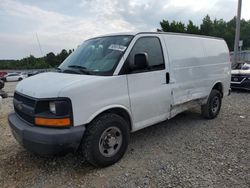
16 102 23 110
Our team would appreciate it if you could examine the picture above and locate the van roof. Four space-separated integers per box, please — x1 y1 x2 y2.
97 31 224 40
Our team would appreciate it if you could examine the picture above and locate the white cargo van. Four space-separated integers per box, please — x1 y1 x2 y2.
8 32 231 167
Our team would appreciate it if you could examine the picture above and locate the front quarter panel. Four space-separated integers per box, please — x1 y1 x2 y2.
59 75 130 127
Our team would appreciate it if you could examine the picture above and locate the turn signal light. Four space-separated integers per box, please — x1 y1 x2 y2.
35 117 70 127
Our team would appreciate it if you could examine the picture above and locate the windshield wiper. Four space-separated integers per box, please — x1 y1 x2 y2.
55 67 62 72
67 65 92 75
68 65 87 69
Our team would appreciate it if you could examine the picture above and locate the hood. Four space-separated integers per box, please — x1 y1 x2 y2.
16 72 98 98
231 69 250 75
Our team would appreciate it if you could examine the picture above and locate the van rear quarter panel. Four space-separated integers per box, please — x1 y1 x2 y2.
202 38 231 96
163 34 230 105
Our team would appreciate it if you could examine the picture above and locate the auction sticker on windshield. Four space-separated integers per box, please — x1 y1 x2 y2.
108 44 127 52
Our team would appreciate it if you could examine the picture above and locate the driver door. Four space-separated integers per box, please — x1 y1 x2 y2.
125 36 171 131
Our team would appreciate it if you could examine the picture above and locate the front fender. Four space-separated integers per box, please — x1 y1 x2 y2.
86 105 133 126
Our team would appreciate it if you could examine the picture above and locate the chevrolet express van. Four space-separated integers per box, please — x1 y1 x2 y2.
8 32 231 167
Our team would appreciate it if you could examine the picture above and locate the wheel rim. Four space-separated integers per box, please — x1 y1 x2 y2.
211 96 220 113
99 126 122 157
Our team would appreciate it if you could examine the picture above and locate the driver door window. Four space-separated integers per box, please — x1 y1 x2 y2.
127 37 165 73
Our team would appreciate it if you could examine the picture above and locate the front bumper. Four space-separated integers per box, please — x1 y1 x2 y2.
231 78 250 90
8 112 85 155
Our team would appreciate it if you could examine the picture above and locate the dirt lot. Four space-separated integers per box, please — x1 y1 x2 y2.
0 82 249 188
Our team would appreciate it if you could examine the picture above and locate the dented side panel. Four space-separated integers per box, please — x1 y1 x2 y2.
162 35 230 107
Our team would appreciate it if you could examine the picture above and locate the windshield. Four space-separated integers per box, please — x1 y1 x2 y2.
59 35 133 75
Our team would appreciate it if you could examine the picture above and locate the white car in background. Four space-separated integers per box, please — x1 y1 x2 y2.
3 72 28 82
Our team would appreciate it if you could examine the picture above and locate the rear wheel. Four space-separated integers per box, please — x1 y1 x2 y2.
201 89 222 119
18 77 23 81
82 113 129 167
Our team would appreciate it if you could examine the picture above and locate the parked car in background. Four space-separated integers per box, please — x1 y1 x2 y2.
27 71 37 77
231 62 250 90
20 72 28 78
0 72 7 79
28 70 46 77
2 72 27 82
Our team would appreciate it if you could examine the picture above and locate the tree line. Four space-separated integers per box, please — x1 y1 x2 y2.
158 15 250 51
0 49 73 70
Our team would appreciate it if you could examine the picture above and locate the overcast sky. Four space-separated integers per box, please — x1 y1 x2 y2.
0 0 249 59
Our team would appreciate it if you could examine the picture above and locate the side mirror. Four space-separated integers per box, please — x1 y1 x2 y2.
130 53 149 70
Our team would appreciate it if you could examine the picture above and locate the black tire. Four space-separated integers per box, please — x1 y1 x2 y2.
18 78 23 81
0 80 4 90
1 92 8 98
201 89 222 119
82 113 129 167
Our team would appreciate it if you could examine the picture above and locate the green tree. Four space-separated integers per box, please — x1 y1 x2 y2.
159 19 171 32
158 15 250 51
186 20 199 34
170 21 186 33
0 48 73 70
58 49 68 62
200 15 213 35
240 19 250 51
46 52 59 67
212 19 227 37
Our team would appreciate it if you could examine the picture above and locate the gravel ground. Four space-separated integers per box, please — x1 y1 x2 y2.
0 82 249 188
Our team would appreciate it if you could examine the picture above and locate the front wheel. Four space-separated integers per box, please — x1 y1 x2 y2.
201 89 222 119
82 113 129 167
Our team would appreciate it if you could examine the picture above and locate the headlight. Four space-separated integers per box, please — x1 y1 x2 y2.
48 100 71 116
35 99 72 127
49 101 56 114
36 100 71 116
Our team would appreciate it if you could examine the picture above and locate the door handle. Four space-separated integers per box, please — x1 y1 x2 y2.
166 72 170 84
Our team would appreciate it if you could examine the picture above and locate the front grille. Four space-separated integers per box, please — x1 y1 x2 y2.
231 75 245 82
14 106 34 124
14 92 36 107
14 92 36 124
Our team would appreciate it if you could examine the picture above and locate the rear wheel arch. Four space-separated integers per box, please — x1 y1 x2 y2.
212 82 223 97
